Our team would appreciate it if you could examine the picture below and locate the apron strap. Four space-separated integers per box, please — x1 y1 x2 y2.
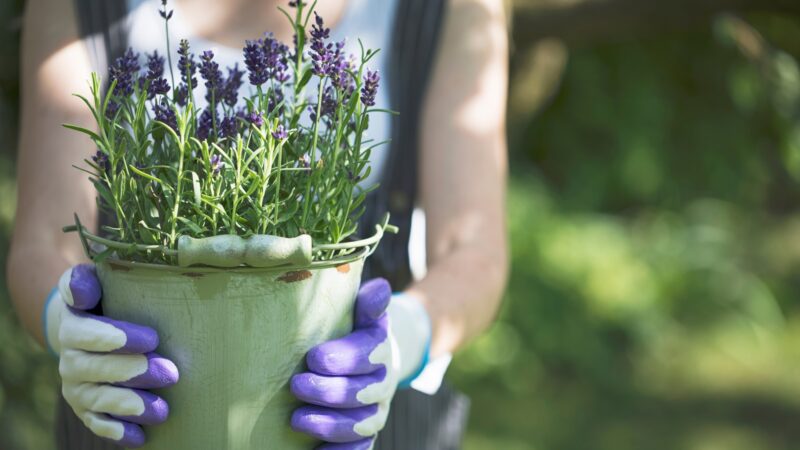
360 0 448 289
72 0 129 83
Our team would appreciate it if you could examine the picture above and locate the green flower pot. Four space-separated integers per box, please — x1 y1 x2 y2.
97 257 364 450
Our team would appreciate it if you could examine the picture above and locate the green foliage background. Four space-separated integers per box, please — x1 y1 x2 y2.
3 2 800 449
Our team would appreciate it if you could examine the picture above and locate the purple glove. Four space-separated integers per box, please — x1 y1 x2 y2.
44 264 179 448
290 278 431 449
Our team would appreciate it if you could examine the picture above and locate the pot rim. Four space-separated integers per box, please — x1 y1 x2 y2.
65 213 396 270
98 247 368 274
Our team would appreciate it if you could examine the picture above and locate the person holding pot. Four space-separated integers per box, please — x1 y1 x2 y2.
7 0 509 448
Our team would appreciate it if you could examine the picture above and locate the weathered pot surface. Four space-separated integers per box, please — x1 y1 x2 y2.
98 257 364 450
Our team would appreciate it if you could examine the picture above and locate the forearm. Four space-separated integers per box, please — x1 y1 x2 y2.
406 240 507 357
7 236 86 346
407 0 508 358
10 0 98 346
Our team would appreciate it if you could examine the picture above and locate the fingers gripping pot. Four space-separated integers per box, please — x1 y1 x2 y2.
66 216 395 450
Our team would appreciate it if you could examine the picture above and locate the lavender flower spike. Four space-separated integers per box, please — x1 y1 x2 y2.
245 35 290 86
174 84 189 106
361 70 380 107
330 40 352 91
174 40 197 106
244 40 269 86
109 48 140 96
159 0 173 20
209 154 225 176
197 108 217 141
219 115 239 138
272 124 288 140
246 112 264 128
222 64 244 107
177 39 197 86
145 51 170 98
92 151 110 173
153 100 178 132
105 101 120 119
199 50 223 104
309 13 333 77
264 34 290 83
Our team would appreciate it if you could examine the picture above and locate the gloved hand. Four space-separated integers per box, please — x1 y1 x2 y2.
290 278 432 449
43 264 179 448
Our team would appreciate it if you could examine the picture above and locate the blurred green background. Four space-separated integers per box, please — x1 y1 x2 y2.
3 1 800 449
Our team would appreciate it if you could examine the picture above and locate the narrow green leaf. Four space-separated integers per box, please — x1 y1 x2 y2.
63 124 103 142
177 216 205 235
297 70 314 93
129 164 166 185
92 248 115 264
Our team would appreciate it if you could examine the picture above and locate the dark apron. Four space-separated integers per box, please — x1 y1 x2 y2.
56 0 469 448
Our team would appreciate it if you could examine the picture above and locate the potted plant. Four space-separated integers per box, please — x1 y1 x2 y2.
62 1 396 448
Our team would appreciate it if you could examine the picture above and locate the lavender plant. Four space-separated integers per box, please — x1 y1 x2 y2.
65 0 389 264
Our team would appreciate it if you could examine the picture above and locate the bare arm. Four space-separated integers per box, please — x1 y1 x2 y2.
7 0 97 345
408 0 509 357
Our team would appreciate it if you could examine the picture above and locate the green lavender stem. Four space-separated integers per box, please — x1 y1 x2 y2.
164 14 175 89
170 136 186 248
301 82 325 227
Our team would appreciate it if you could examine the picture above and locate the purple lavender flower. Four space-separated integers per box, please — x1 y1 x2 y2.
311 13 330 41
153 100 177 131
244 35 290 86
105 101 120 119
178 39 197 86
329 41 353 90
288 0 305 7
146 51 165 79
159 0 173 20
149 78 170 98
222 64 244 107
361 69 380 107
246 111 264 127
219 115 239 138
143 51 170 98
174 84 189 106
92 150 110 172
272 124 288 140
210 154 224 176
268 89 285 114
199 50 223 104
299 154 311 171
174 40 197 106
264 35 290 83
197 108 217 141
309 86 337 123
109 48 140 96
322 87 337 116
244 40 269 86
309 13 333 77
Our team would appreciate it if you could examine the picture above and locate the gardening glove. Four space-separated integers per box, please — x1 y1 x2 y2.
43 264 179 448
290 278 431 449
